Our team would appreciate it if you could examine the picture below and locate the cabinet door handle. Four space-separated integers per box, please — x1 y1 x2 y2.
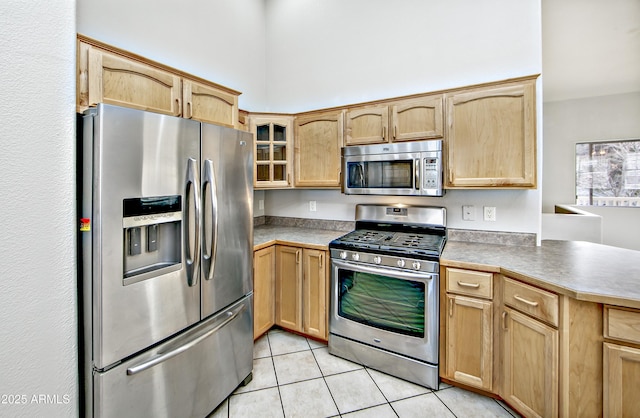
382 126 386 140
175 98 181 115
502 311 508 330
187 101 193 119
448 298 454 317
295 250 300 264
393 126 397 140
457 281 480 288
319 253 324 269
514 294 539 307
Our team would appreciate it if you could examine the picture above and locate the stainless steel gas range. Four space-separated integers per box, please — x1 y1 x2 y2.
328 204 446 389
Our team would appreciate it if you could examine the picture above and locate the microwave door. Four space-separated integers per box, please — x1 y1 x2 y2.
348 162 366 188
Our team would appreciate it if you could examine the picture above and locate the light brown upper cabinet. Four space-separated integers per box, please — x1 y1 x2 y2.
344 95 443 145
249 114 294 189
294 111 344 188
444 77 537 188
389 95 444 142
182 79 238 128
344 105 388 145
77 35 239 128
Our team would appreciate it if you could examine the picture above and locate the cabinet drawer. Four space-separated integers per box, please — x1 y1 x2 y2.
446 268 493 299
503 277 558 326
605 306 640 345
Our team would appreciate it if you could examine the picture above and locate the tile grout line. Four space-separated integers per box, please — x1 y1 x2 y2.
361 366 400 417
266 331 287 417
309 342 343 417
432 390 459 418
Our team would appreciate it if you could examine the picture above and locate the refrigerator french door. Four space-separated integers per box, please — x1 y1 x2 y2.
80 104 253 418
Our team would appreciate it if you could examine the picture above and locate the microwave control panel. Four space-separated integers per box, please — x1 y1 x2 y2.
422 157 441 191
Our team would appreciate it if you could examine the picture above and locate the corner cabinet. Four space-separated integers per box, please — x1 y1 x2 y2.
444 78 537 188
253 246 276 340
77 35 239 128
275 246 303 332
344 94 443 145
250 115 294 189
275 245 329 340
294 111 344 188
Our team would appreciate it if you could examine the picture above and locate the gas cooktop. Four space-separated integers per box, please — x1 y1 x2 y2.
329 229 446 259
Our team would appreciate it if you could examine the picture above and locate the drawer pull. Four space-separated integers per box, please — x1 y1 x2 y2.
514 294 539 307
457 281 480 289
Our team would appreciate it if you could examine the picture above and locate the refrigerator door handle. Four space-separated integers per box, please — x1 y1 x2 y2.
126 302 246 376
184 157 201 287
202 159 218 280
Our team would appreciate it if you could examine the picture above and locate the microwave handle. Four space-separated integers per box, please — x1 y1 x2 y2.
415 159 421 190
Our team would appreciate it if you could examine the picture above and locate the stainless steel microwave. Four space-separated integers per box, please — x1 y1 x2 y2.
341 140 443 196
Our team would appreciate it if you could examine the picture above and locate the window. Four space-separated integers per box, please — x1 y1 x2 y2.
576 139 640 207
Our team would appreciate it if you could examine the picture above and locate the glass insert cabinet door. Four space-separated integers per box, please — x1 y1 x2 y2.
337 268 426 337
252 116 293 187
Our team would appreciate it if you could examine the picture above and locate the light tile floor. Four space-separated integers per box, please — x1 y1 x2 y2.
208 328 521 418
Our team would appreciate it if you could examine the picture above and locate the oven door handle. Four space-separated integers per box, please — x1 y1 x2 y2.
415 158 421 190
332 258 436 281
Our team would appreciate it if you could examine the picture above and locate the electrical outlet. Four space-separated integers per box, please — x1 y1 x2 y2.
258 199 264 210
309 200 317 212
484 206 496 221
462 205 475 221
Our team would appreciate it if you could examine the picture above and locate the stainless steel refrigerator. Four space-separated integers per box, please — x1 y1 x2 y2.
79 104 254 418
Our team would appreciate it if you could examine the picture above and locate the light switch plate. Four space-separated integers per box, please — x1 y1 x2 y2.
309 201 317 212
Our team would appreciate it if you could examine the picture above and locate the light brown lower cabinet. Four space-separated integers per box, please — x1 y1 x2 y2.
442 269 604 418
301 249 329 339
253 246 276 339
273 245 329 340
501 307 558 418
603 305 640 417
603 342 640 417
445 295 493 391
275 246 303 332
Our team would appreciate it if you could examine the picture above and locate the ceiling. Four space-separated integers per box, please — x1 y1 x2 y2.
542 0 640 102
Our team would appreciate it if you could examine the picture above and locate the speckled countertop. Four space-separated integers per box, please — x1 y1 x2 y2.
254 225 640 309
442 240 640 309
254 225 346 251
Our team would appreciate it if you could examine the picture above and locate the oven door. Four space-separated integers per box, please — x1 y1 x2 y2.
330 258 438 364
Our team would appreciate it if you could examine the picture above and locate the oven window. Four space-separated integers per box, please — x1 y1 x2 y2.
337 269 425 337
347 160 413 188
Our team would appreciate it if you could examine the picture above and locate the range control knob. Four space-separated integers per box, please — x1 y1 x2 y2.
339 251 347 259
412 261 421 270
351 253 360 261
397 259 406 268
373 256 382 264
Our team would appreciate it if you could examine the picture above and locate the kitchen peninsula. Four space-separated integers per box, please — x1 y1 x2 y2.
253 223 640 417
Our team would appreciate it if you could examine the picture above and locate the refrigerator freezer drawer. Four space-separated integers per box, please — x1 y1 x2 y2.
93 295 253 418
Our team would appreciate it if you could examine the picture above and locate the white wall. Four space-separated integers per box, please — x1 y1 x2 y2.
76 0 268 110
262 0 543 238
266 189 540 234
264 0 542 112
543 92 640 250
0 1 78 417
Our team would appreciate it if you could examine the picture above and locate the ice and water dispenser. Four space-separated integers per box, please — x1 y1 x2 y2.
122 196 182 285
